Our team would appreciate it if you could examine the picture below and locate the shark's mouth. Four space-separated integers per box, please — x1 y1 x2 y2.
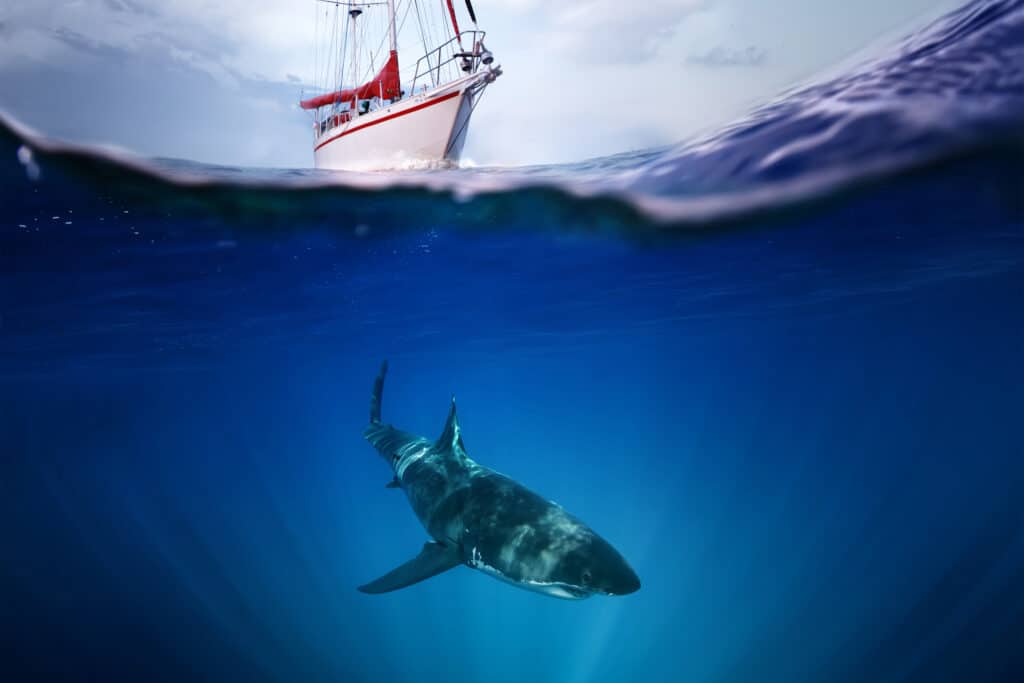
522 580 593 600
469 548 594 600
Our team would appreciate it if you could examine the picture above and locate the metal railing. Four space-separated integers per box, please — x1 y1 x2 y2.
410 30 487 95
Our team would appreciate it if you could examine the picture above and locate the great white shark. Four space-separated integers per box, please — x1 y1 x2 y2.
359 362 641 599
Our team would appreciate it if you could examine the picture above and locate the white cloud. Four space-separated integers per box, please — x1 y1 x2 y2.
0 0 962 166
687 45 767 68
0 0 312 83
485 0 542 11
551 0 706 64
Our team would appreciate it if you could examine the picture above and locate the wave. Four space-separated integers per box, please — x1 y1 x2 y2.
2 0 1022 232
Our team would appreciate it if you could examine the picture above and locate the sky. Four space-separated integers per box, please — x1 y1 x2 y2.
0 0 962 168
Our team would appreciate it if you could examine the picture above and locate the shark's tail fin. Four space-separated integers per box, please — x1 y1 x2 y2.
369 360 388 424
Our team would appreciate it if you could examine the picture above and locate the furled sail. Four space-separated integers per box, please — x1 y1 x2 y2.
299 51 401 110
445 0 462 40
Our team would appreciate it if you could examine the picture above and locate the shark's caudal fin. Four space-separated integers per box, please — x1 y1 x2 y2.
364 361 424 458
369 360 388 424
436 396 466 454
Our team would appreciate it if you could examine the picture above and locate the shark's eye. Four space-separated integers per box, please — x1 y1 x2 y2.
581 569 593 586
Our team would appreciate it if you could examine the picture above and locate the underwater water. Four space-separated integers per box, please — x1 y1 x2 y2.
2 0 1024 681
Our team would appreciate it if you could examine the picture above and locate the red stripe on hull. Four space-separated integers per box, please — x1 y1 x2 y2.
314 90 463 153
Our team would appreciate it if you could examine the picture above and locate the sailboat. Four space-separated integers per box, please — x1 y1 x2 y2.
301 0 501 171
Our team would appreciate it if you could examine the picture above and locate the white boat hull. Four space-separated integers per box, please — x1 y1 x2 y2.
313 76 480 171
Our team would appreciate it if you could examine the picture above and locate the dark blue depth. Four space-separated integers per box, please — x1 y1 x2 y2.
2 2 1024 681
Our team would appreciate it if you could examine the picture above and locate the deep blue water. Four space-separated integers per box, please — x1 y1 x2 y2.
3 1 1024 681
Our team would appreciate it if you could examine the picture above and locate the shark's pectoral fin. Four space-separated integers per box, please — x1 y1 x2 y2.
358 542 461 594
385 476 400 489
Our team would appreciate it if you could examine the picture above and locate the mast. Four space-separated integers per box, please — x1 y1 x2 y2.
386 0 397 53
349 6 361 109
300 0 402 112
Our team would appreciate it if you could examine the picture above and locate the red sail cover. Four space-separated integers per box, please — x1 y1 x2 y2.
446 0 462 40
300 51 400 110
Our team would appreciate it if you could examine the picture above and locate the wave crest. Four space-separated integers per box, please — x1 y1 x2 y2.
2 0 1022 232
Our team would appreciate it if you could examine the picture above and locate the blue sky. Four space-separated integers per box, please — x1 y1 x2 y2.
0 0 960 167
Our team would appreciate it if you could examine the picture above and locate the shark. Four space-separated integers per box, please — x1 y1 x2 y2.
359 361 641 600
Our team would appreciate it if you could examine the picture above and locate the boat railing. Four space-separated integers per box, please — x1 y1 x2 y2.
410 30 488 95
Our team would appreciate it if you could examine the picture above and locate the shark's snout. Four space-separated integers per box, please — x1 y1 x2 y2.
577 536 641 597
608 564 641 595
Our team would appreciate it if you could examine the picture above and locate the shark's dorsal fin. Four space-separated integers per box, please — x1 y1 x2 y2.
436 395 466 454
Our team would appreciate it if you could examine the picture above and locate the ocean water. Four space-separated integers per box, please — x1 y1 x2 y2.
2 1 1023 681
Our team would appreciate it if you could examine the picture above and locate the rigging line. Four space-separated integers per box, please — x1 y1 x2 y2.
324 5 334 88
327 7 336 89
318 4 345 115
438 0 454 46
326 9 333 92
331 6 342 100
315 0 388 5
412 0 435 87
335 7 351 114
360 4 373 79
310 1 318 101
316 9 323 98
332 5 342 88
434 0 452 82
366 1 391 74
395 0 417 82
364 0 411 84
322 6 333 89
427 0 442 57
325 5 340 96
429 0 447 81
324 6 333 92
313 6 320 95
356 9 368 82
397 0 414 49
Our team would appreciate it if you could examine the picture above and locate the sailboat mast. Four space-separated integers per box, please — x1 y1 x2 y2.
348 7 361 107
387 0 397 53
